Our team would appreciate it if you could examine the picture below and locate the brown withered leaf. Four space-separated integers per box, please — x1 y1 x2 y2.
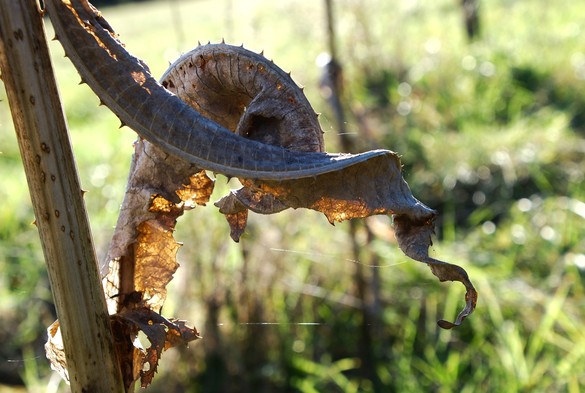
97 139 209 389
214 193 249 242
45 321 69 383
112 308 201 389
393 214 477 328
110 313 143 390
46 2 473 390
217 153 477 328
214 187 289 242
104 140 214 312
237 153 426 222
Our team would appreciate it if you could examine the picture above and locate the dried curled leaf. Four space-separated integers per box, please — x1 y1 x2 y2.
215 187 289 242
111 308 201 389
393 214 478 328
104 140 214 312
217 154 477 328
45 12 477 393
98 140 210 387
214 193 249 242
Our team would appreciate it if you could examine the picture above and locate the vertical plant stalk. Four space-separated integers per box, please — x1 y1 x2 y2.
0 1 124 392
461 0 481 41
321 0 382 388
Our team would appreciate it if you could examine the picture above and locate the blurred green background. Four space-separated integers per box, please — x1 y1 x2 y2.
1 0 584 392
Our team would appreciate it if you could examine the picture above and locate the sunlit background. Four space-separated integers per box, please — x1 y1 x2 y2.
1 0 584 392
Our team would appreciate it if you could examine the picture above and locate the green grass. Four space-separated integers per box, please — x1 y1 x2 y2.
1 0 584 392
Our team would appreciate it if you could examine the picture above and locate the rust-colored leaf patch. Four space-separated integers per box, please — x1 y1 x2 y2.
133 219 181 311
176 170 216 208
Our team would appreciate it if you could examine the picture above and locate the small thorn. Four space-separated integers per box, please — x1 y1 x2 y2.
81 189 88 196
239 43 244 48
197 40 201 46
119 121 126 129
259 50 264 57
98 99 106 106
315 112 320 118
31 219 37 227
207 40 211 45
221 38 225 44
52 34 58 41
78 79 85 85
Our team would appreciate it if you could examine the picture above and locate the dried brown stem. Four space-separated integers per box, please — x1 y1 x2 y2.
0 1 124 391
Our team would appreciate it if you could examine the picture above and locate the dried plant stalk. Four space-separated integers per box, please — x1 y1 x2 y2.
0 1 124 391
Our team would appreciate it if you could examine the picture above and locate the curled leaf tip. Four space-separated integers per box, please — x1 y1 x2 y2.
393 213 478 329
437 285 478 329
428 258 478 329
